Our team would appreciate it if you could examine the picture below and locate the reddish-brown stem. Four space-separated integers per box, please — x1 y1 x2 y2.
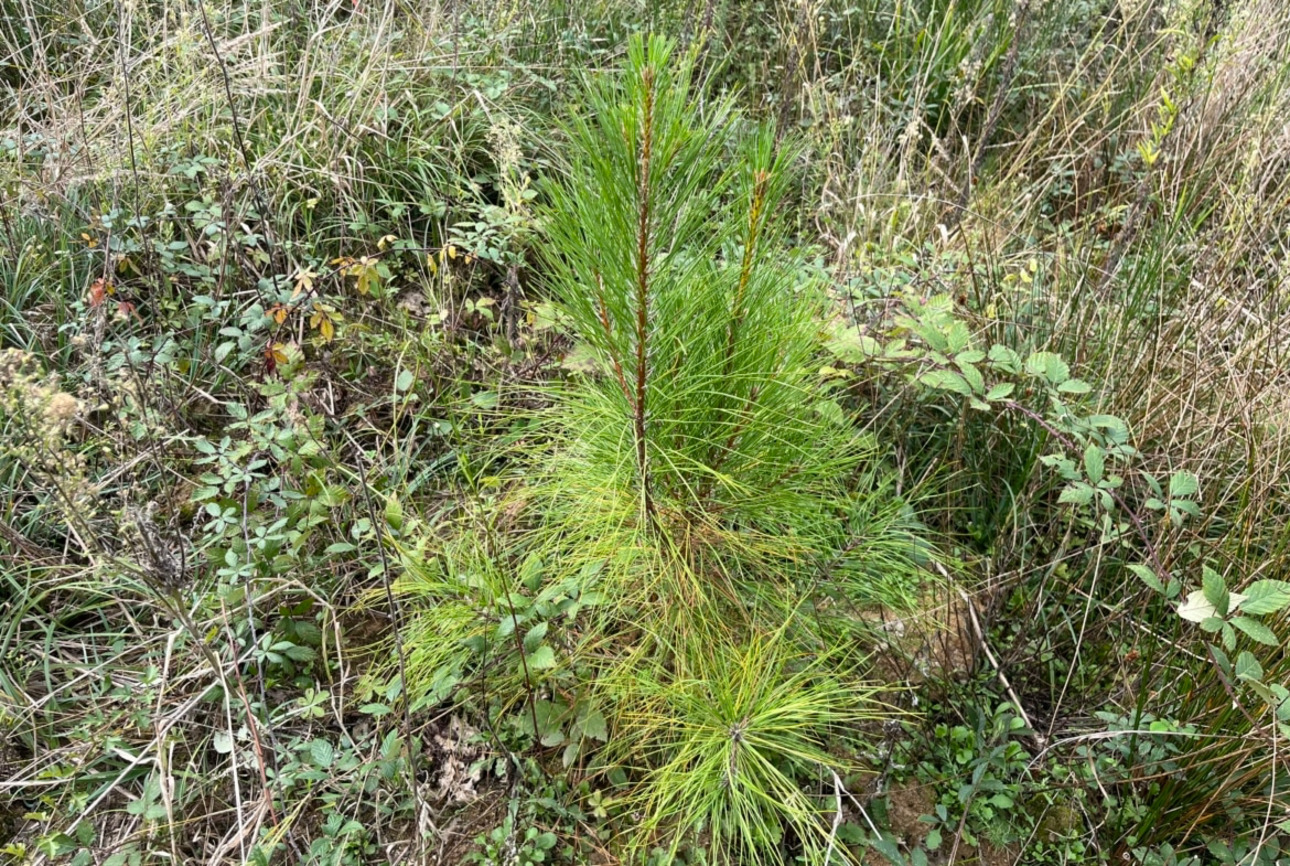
634 67 656 519
722 169 769 378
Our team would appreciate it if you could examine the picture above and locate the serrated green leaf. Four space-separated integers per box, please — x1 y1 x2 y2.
1231 616 1279 646
1168 471 1198 498
984 382 1014 401
526 645 557 669
987 344 1021 373
1235 651 1263 682
1083 443 1104 485
580 708 608 742
1057 378 1091 394
395 369 415 392
385 497 403 530
284 644 316 663
309 739 334 768
1058 483 1093 506
918 369 972 396
1088 415 1128 434
37 833 77 857
523 621 548 653
1024 351 1070 384
1196 613 1223 633
823 327 882 362
957 361 985 394
1202 567 1230 618
1128 563 1163 593
945 321 971 354
1237 580 1290 615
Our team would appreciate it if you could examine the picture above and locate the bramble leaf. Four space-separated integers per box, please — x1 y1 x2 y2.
1237 580 1290 616
985 382 1015 401
1202 567 1229 618
1168 471 1199 498
1128 563 1163 593
1231 616 1278 646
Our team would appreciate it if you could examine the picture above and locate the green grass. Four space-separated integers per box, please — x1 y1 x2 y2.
3 0 1290 863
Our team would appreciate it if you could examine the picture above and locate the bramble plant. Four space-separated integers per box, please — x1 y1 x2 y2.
836 290 1290 858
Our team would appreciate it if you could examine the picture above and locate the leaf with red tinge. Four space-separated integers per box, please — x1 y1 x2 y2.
88 278 109 307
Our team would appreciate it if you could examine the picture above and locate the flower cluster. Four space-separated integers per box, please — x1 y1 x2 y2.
0 349 96 525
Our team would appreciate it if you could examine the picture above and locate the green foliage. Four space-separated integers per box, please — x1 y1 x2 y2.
625 633 881 865
385 35 928 863
908 703 1032 852
7 0 1290 862
541 36 860 553
531 34 928 622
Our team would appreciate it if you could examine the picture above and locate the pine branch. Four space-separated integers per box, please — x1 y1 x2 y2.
634 64 657 519
723 168 770 378
594 269 634 405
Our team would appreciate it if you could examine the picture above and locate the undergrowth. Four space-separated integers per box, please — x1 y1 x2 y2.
3 0 1290 864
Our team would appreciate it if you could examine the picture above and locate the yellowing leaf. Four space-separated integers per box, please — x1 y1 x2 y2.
292 267 318 299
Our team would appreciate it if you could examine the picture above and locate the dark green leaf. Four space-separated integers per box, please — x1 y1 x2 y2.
1202 566 1229 617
